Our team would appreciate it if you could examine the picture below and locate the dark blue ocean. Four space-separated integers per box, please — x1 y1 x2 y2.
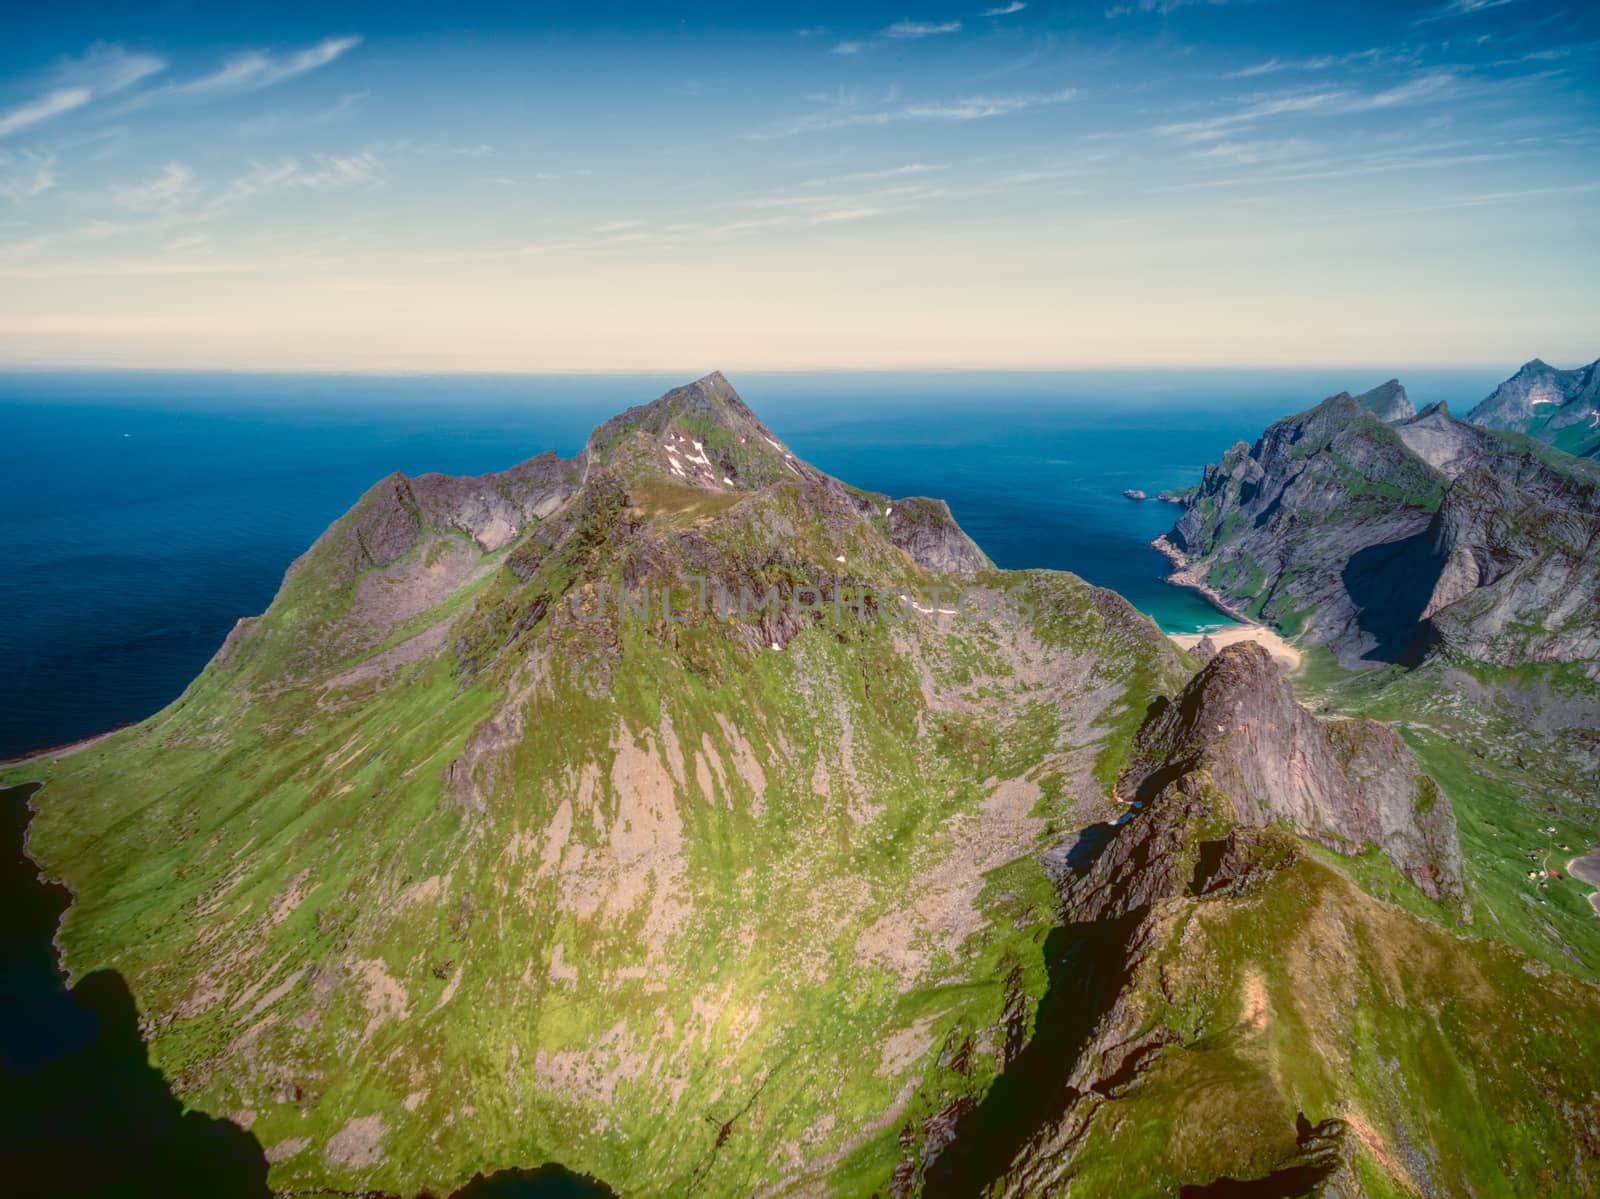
0 368 1506 758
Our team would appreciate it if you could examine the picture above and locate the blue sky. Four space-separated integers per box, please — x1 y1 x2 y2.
1 1 1596 370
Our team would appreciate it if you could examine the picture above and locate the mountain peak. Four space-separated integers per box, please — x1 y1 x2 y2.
1355 378 1414 423
582 371 805 490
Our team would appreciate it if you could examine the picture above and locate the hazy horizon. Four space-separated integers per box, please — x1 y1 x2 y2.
5 1 1597 370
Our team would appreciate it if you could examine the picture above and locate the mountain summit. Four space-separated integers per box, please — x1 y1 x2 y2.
1466 355 1600 457
23 375 1188 1196
16 375 1600 1199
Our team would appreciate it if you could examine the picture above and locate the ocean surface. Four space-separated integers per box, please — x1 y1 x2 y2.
0 367 1507 759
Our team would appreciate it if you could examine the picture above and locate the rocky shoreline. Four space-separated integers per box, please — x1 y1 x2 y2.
1150 534 1251 624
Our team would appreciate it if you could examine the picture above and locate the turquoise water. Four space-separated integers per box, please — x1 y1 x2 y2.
0 367 1506 757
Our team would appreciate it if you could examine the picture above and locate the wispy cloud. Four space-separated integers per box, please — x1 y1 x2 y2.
0 90 90 139
1150 146 1523 192
757 87 1077 138
202 150 384 217
982 2 1028 14
1154 90 1347 142
1107 0 1229 16
1188 138 1316 166
0 44 165 138
798 163 943 188
1154 72 1456 142
884 21 964 39
1398 179 1600 211
111 162 197 213
0 150 57 202
831 41 865 56
1224 49 1402 78
811 207 882 224
135 36 361 106
236 90 368 137
1414 0 1518 25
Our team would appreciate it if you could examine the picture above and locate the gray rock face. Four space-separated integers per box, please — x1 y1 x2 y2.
881 496 990 574
1168 382 1600 671
1421 465 1600 664
303 453 579 582
1466 356 1600 458
1113 643 1464 905
1169 392 1445 666
1356 378 1415 423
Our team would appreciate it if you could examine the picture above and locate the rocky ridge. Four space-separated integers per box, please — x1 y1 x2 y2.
1165 372 1600 673
1466 356 1600 458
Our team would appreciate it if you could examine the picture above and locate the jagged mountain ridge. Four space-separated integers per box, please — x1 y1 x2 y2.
930 645 1600 1198
1113 643 1463 906
20 374 1189 1198
9 372 1598 1198
1165 374 1600 672
1466 356 1600 459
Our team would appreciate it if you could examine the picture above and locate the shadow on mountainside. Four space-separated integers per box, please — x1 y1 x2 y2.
919 909 1145 1198
430 1165 617 1198
1341 532 1443 664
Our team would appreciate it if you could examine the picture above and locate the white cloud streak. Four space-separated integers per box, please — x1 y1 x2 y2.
122 36 362 111
884 21 964 39
1154 72 1456 142
111 162 197 212
982 3 1028 15
0 43 164 138
0 151 58 202
0 90 91 138
757 87 1077 138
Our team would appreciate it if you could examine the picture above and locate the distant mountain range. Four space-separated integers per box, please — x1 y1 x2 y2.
1467 356 1600 458
1162 360 1600 679
9 371 1600 1199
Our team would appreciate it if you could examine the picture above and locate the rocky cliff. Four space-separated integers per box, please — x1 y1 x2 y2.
1466 356 1600 458
914 647 1598 1199
1110 642 1463 905
18 373 1187 1199
1166 376 1600 672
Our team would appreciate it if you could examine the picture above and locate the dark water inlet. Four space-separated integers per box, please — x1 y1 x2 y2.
0 783 613 1199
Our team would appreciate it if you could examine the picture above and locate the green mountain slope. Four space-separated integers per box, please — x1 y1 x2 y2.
10 374 1600 1199
12 375 1188 1196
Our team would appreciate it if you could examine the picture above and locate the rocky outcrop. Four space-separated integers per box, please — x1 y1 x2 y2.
882 496 990 574
1112 643 1464 905
1168 391 1445 666
1420 464 1600 665
1356 378 1414 424
296 453 579 582
1467 356 1600 458
1166 375 1600 672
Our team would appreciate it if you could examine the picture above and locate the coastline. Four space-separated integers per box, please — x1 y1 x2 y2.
0 727 122 769
1569 853 1600 919
1150 534 1253 625
1152 534 1303 671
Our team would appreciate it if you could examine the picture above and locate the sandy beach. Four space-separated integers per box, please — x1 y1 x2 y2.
1150 534 1303 671
1169 625 1303 671
1568 853 1600 919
